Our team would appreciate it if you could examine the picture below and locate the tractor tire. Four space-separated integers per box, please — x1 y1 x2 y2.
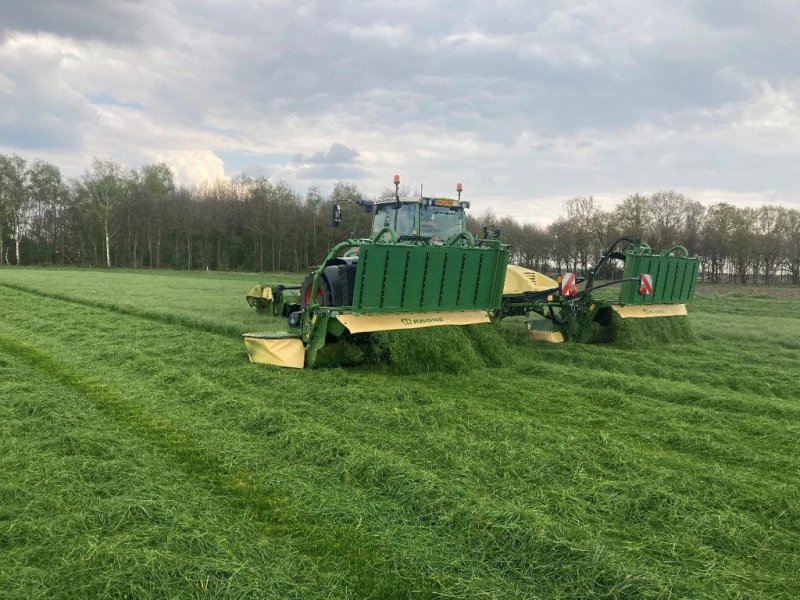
300 272 333 308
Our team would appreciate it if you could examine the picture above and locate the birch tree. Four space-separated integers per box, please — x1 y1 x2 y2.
78 158 128 268
0 154 30 264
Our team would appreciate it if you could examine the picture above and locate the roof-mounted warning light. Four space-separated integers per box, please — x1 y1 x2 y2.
393 174 401 209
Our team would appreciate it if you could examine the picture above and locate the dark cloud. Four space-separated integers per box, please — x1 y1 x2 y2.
295 164 369 180
294 143 360 165
0 0 151 43
293 143 366 179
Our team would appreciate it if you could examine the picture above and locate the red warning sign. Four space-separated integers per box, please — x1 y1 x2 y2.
638 273 653 295
561 272 578 298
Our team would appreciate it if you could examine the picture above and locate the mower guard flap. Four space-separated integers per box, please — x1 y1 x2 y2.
612 304 687 319
336 309 490 334
242 333 305 369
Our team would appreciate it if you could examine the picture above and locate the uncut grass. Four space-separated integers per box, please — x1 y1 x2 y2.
1 280 800 597
0 266 299 335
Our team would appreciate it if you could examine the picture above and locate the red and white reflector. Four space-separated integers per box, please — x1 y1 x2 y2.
561 272 578 298
638 273 654 296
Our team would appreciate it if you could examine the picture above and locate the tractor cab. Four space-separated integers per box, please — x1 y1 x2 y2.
333 176 471 244
370 195 469 243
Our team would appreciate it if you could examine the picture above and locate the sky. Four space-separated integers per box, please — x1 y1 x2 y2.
1 0 799 225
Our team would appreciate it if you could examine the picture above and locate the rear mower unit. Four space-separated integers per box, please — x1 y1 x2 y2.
503 238 699 344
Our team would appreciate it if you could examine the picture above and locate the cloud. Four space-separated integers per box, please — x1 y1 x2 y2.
291 143 368 180
0 1 152 44
294 143 360 165
0 34 97 150
154 149 227 186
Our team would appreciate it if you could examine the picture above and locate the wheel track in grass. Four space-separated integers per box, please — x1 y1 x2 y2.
0 331 435 600
0 355 323 598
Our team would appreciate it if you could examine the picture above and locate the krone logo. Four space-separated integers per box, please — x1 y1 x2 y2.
401 316 445 325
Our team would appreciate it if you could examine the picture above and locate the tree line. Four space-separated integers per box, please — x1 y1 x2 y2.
1 153 798 284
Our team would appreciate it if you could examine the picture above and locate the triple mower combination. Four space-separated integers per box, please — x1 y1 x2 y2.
243 176 699 368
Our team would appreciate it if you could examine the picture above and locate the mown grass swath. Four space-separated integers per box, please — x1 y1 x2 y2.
1 267 799 598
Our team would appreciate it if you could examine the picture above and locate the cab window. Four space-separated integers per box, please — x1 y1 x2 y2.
419 205 463 242
372 204 416 236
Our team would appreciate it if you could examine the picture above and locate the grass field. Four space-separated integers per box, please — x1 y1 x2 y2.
1 267 799 599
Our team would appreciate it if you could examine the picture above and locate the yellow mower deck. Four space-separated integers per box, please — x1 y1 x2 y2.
526 303 690 344
503 265 558 294
243 308 493 368
243 334 305 369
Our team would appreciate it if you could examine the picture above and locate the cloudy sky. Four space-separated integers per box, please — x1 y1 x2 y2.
1 0 798 224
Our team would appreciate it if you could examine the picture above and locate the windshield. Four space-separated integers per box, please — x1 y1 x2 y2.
372 204 416 236
419 205 463 242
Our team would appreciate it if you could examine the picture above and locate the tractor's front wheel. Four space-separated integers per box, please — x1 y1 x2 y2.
300 272 333 308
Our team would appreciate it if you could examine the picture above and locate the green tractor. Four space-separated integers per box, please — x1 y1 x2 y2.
243 176 700 368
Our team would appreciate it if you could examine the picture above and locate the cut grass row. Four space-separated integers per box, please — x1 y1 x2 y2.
1 268 799 598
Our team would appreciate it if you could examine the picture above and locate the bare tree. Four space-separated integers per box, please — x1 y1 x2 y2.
755 206 786 284
649 190 690 250
139 163 175 268
786 209 800 285
26 160 64 263
564 196 596 273
614 194 651 240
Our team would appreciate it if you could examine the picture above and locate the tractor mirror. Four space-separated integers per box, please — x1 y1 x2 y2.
332 203 342 228
482 225 500 239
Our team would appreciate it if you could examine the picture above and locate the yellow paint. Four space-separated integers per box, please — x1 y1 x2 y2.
503 265 558 295
242 335 305 368
612 304 688 319
528 329 565 343
336 310 490 334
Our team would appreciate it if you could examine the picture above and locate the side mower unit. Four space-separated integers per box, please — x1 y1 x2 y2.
245 283 302 317
516 239 699 343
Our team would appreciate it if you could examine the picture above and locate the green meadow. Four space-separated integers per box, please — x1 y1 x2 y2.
1 267 799 598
